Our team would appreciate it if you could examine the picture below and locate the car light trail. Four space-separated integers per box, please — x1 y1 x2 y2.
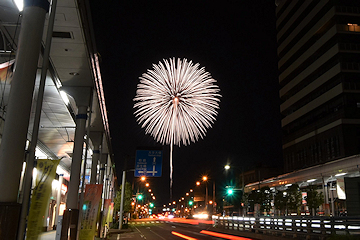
160 218 214 225
200 230 253 239
171 231 198 240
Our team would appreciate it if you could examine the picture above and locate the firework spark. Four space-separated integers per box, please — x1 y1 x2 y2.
134 58 221 198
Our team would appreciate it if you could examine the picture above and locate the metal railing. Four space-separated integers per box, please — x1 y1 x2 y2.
213 215 360 239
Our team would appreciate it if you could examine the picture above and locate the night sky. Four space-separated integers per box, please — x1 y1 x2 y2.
90 1 282 204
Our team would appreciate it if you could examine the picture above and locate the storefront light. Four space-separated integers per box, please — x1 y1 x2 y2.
14 0 23 11
32 168 38 181
335 172 347 177
52 180 59 190
60 91 70 105
61 184 68 194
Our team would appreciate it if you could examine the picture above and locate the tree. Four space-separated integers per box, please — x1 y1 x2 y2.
304 185 324 216
286 184 302 215
245 190 258 211
114 182 133 215
274 190 288 215
258 186 272 213
245 186 272 215
274 184 302 216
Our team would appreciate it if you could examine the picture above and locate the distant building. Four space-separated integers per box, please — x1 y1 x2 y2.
277 0 360 173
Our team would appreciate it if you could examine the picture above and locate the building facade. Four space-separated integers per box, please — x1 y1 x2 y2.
0 0 116 239
277 0 360 173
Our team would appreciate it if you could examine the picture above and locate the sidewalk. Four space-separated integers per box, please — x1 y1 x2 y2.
107 228 133 239
37 229 133 240
38 230 57 240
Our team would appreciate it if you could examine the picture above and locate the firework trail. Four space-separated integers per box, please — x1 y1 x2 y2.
134 58 220 199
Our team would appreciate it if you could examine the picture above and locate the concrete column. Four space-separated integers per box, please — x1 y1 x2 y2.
330 183 335 216
99 154 107 185
54 174 63 228
90 148 100 184
0 0 49 203
18 0 57 237
108 167 112 199
108 164 113 199
66 106 88 210
89 131 102 184
99 163 105 185
60 86 91 211
109 174 114 199
0 1 49 239
60 105 88 240
324 182 330 216
104 164 109 199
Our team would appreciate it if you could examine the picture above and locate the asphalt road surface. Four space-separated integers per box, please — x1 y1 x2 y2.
113 221 254 240
37 219 255 239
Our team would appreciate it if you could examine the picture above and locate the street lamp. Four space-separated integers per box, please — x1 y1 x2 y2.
119 169 135 230
202 176 209 211
196 181 200 186
224 164 244 196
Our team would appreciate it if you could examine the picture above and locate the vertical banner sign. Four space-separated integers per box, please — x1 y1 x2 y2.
102 199 111 228
26 159 60 240
79 184 103 240
107 202 114 223
0 59 14 82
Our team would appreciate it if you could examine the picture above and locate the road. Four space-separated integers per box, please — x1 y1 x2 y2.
111 219 255 240
37 218 255 240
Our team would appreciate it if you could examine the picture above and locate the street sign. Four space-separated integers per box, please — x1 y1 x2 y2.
135 150 162 177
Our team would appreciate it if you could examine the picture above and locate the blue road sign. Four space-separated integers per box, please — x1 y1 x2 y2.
135 150 162 177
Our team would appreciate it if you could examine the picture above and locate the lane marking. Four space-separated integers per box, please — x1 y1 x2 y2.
134 226 147 239
200 230 253 240
134 224 167 240
149 229 167 240
171 231 198 240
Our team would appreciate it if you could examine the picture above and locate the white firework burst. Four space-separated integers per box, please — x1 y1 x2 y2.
134 58 221 198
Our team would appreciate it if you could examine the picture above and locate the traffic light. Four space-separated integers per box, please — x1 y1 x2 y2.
188 200 193 206
227 188 234 195
137 194 143 200
149 203 154 208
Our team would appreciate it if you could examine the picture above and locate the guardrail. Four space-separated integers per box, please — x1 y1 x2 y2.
213 215 360 239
